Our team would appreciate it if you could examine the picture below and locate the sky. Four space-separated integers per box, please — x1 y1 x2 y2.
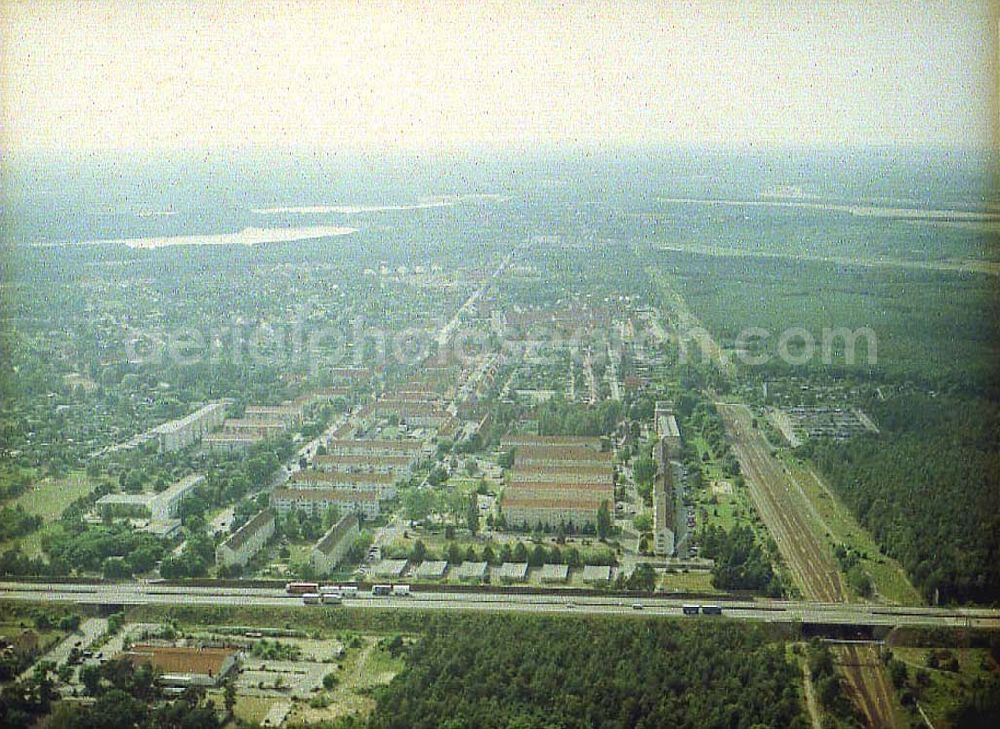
1 1 996 155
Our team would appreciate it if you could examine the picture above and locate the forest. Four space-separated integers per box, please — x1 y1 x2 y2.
804 393 1000 603
366 613 806 729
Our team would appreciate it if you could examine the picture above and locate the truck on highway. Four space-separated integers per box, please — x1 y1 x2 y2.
682 604 700 615
302 592 322 605
321 593 343 606
338 585 359 598
701 605 723 615
392 584 411 597
372 584 392 596
287 581 320 595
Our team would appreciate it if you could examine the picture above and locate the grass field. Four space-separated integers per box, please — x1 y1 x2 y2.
891 646 997 728
285 635 404 724
13 471 96 520
2 471 99 557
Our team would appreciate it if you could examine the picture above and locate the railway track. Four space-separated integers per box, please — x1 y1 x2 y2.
719 402 899 728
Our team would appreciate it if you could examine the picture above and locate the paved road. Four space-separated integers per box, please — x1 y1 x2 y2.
19 617 106 681
3 582 999 630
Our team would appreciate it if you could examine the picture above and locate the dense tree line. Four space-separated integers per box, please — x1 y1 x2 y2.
368 613 805 729
0 505 42 542
804 393 1000 603
536 397 622 437
700 525 783 596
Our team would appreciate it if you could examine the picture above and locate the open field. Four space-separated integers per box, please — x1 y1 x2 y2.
890 646 999 728
12 472 96 521
2 472 99 557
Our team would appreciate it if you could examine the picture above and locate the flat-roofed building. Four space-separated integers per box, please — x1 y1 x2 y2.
655 401 682 455
216 509 275 569
581 564 612 583
97 474 204 522
96 492 157 517
310 514 359 576
290 470 398 500
454 561 488 582
414 560 448 579
152 475 204 521
537 563 569 583
270 488 380 520
119 644 238 688
496 562 528 583
152 402 226 452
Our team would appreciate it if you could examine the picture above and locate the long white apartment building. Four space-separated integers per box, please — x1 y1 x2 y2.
152 402 226 452
96 474 204 522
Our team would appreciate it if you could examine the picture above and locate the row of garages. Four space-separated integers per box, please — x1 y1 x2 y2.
371 559 613 584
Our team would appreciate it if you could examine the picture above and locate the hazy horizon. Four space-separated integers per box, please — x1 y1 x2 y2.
2 1 996 155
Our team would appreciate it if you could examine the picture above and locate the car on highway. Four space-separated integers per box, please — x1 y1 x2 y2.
631 603 644 610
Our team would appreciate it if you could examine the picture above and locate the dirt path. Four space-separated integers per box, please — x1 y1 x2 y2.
719 402 898 727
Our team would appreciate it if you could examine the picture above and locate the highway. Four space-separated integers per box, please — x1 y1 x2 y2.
3 581 999 629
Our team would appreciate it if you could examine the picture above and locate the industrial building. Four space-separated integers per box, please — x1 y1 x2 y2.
215 509 275 569
119 644 239 688
310 514 360 576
